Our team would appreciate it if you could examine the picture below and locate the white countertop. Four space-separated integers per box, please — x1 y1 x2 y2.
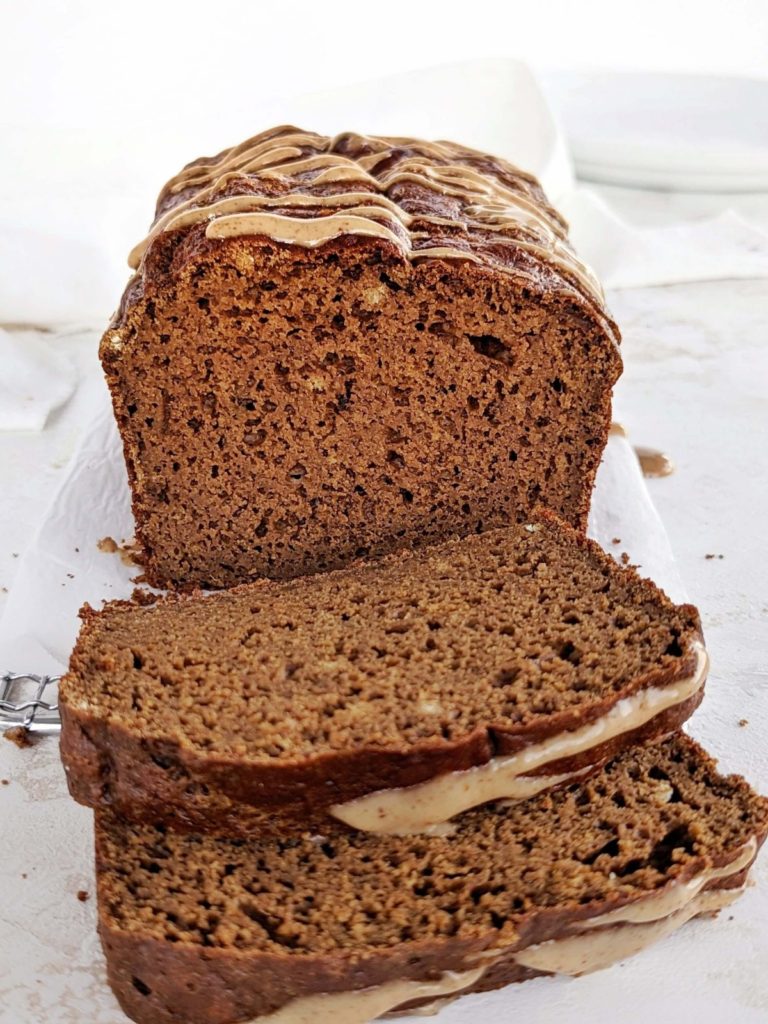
1 184 767 1021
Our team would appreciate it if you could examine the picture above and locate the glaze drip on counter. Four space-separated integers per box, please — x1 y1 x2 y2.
128 126 604 304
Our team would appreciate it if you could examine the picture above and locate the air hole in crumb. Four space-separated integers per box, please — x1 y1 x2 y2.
379 272 401 292
466 334 512 363
649 825 695 871
132 653 144 671
132 977 151 997
558 641 580 665
400 488 414 504
583 838 620 864
665 637 683 657
493 668 520 688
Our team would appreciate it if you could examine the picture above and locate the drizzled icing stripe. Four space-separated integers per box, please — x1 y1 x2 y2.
129 126 604 303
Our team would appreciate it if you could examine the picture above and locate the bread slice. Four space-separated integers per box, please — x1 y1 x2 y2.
102 126 621 588
96 734 766 1024
61 516 704 837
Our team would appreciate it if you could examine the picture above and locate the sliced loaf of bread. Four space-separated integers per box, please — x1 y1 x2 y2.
96 734 767 1024
61 516 704 837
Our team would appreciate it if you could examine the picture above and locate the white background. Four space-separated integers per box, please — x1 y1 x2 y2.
2 0 768 196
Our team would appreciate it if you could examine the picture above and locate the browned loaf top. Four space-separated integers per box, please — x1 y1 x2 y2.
103 125 622 588
60 517 704 838
97 734 767 1024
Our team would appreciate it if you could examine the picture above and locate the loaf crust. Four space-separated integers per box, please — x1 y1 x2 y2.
102 127 622 588
60 518 704 837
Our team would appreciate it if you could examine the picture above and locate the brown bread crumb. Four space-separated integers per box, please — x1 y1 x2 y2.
4 727 36 749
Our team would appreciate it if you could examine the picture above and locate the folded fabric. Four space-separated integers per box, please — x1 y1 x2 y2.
562 189 768 290
0 326 77 431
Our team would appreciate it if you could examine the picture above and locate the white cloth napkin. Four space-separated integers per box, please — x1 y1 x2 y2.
0 326 77 431
563 188 768 289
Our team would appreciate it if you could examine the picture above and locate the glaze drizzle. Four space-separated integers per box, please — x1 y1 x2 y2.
128 126 604 304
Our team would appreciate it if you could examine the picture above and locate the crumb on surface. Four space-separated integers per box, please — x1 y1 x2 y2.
77 890 90 902
620 552 630 565
119 541 142 567
739 718 749 728
705 553 725 560
4 727 37 748
1 778 9 785
21 873 27 879
611 537 621 545
98 536 119 554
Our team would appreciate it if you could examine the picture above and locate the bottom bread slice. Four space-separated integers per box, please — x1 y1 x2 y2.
96 734 767 1024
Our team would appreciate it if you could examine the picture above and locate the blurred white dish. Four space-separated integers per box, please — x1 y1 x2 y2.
543 72 768 192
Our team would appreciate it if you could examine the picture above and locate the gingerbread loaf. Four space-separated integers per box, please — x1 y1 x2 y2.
60 516 704 838
102 126 622 588
96 734 767 1024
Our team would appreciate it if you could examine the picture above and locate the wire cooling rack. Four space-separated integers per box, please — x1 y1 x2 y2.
0 673 61 734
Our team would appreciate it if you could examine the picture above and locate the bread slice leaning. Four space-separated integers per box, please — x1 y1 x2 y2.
60 515 705 838
96 734 767 1024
